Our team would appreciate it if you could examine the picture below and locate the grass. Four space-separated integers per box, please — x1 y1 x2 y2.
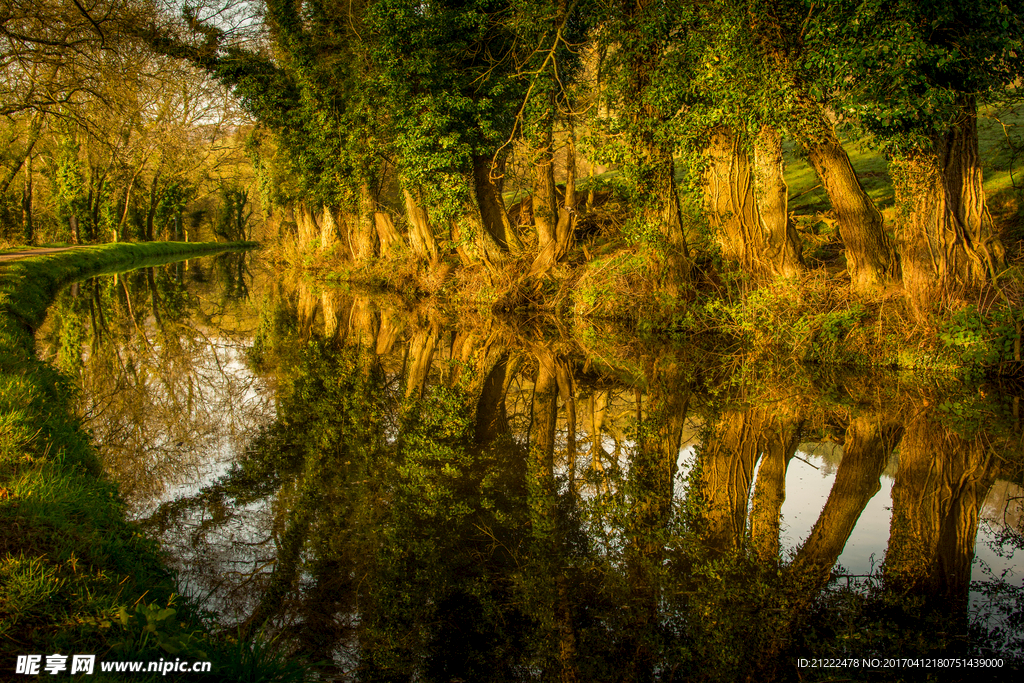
0 240 312 681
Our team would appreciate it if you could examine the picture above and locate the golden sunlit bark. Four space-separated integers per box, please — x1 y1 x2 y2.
802 128 897 291
403 187 439 263
893 100 1005 314
704 127 803 278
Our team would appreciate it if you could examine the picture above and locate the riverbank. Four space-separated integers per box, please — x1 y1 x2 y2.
278 238 1024 380
0 241 305 680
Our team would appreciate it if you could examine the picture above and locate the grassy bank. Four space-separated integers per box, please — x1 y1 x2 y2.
0 241 304 681
566 249 1024 376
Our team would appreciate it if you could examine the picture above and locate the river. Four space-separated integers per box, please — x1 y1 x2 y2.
35 251 1024 680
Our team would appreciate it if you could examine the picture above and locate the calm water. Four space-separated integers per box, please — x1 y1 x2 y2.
36 253 1024 680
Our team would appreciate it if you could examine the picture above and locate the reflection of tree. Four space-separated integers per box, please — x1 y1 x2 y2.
697 407 801 555
621 364 692 680
791 415 903 586
239 342 386 663
885 414 997 619
524 347 581 683
82 280 1024 680
35 259 267 507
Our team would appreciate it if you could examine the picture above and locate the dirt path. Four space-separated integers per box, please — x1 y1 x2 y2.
0 246 87 264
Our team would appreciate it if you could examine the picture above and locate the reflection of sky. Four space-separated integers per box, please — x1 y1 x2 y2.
146 342 273 514
779 450 889 575
778 446 1022 583
156 494 278 624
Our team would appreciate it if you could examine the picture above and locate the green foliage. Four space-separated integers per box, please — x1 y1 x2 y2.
396 385 476 521
109 601 207 658
213 632 309 683
573 249 659 318
820 303 867 344
51 130 88 240
805 0 1024 155
0 556 65 636
214 187 252 241
938 304 1023 368
154 181 194 239
366 0 529 221
689 280 883 366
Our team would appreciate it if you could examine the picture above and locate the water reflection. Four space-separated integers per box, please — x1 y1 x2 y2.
41 267 1024 678
35 253 271 509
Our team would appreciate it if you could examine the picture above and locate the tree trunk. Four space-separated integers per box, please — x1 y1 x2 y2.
452 195 505 271
704 127 804 278
528 122 576 277
618 4 690 275
893 99 1005 314
87 184 96 242
22 156 33 244
373 211 402 259
371 308 398 356
144 175 159 241
643 147 689 253
348 296 377 350
295 203 320 250
117 172 138 242
531 128 560 275
471 155 515 254
320 289 352 340
553 358 578 482
318 204 341 253
803 126 897 290
752 126 804 277
89 170 108 242
352 184 379 261
561 130 578 251
627 124 691 290
403 187 439 263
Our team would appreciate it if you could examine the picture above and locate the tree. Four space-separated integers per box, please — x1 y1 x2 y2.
596 0 697 276
656 0 805 279
746 0 897 289
807 0 1022 311
0 0 253 245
